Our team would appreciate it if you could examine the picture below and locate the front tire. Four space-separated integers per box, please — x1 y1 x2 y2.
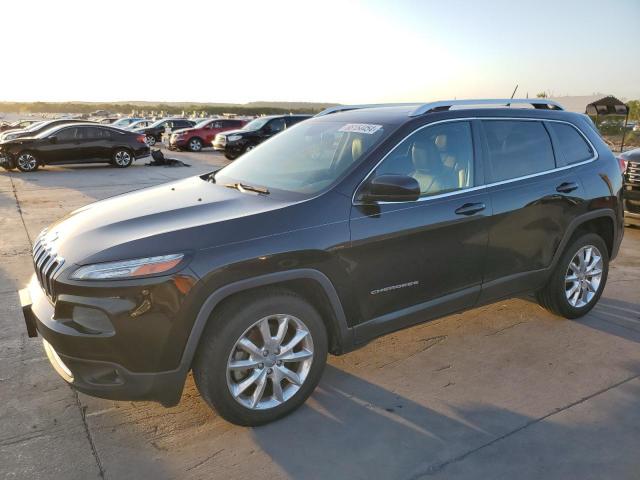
112 149 133 168
224 152 238 160
188 137 203 152
16 152 39 172
537 233 609 319
193 289 328 426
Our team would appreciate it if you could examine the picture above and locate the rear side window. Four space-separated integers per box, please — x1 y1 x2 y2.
547 122 594 165
482 120 555 182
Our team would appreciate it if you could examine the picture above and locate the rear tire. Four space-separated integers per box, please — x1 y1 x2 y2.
537 233 608 319
112 149 133 168
224 152 238 160
16 152 39 172
146 135 156 146
193 289 328 426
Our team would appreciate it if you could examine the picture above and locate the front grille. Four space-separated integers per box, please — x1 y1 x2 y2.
32 229 65 301
625 160 640 188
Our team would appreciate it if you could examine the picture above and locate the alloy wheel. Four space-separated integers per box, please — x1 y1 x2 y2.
226 314 314 410
114 150 131 166
565 245 603 308
189 138 202 151
17 153 37 171
146 135 156 146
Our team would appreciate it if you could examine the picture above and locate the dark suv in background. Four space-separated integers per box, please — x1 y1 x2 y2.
213 114 311 159
133 118 196 146
18 99 623 426
619 148 640 226
0 123 149 171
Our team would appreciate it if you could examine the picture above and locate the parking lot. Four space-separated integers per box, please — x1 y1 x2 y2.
1 147 639 480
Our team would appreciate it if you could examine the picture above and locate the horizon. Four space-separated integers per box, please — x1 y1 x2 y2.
2 0 639 103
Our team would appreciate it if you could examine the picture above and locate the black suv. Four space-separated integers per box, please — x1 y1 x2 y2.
618 148 640 226
0 123 150 171
133 118 196 146
19 99 624 426
213 114 311 159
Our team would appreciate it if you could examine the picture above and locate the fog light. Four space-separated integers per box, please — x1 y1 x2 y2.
43 339 74 382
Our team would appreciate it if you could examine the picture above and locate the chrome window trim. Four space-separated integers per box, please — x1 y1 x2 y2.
352 116 599 206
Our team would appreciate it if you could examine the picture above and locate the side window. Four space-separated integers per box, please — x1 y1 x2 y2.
56 128 78 141
79 127 99 139
212 121 222 128
98 128 114 138
547 122 594 166
266 118 285 133
375 121 474 197
482 121 555 182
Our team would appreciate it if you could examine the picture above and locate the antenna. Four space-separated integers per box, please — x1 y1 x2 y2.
510 84 519 99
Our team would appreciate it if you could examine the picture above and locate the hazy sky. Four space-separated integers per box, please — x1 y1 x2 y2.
2 0 639 104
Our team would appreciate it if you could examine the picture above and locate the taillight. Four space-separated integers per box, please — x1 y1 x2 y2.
617 157 628 173
136 134 146 144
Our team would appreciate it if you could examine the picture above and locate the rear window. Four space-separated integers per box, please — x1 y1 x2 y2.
547 122 594 166
482 120 555 182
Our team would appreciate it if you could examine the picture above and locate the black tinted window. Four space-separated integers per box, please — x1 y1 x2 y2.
482 121 555 182
56 128 78 141
267 118 286 133
548 123 593 165
375 121 475 197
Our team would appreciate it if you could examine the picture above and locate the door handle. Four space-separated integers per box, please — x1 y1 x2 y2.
556 182 578 193
455 202 486 216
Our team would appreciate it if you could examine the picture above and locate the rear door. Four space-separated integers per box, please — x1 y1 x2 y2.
345 120 490 340
478 118 589 302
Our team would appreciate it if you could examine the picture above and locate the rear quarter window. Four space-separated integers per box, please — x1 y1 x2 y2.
547 122 594 166
482 120 555 182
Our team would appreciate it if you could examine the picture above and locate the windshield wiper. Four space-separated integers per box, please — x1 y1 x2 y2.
225 182 270 195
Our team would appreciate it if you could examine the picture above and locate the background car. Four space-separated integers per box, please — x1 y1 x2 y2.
169 118 247 151
0 118 91 142
619 148 640 226
0 123 149 172
110 117 144 130
0 119 41 132
133 118 196 146
212 114 311 159
125 119 153 130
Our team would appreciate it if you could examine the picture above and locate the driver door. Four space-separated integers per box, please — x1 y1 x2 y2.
344 120 491 341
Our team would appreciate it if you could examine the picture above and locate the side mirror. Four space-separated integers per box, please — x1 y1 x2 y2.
49 136 58 144
358 174 420 203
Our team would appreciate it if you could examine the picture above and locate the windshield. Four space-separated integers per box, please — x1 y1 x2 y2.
24 121 48 132
242 117 270 131
129 120 147 129
35 125 65 139
215 119 391 195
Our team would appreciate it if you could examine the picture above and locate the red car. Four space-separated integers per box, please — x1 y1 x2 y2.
168 118 247 152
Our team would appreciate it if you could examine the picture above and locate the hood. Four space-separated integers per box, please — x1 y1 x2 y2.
0 129 30 141
1 135 39 146
218 128 253 137
42 174 296 266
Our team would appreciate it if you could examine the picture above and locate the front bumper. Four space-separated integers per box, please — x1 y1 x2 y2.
18 274 192 406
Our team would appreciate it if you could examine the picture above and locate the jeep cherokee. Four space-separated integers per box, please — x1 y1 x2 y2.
18 99 624 426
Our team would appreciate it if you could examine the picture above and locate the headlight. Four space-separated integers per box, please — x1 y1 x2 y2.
227 135 242 142
71 254 184 280
4 133 17 140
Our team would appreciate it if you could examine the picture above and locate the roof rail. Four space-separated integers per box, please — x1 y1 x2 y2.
409 98 564 117
315 103 421 117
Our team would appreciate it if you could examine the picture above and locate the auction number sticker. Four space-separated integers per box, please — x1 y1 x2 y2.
339 123 383 135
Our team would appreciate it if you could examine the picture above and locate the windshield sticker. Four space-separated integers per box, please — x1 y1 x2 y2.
339 123 383 135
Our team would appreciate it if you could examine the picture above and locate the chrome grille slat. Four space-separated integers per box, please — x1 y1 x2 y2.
31 228 64 302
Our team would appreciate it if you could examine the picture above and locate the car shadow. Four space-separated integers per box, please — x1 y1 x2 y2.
250 363 640 480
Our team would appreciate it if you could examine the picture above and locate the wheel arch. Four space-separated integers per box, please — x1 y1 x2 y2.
181 269 354 373
552 209 619 267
